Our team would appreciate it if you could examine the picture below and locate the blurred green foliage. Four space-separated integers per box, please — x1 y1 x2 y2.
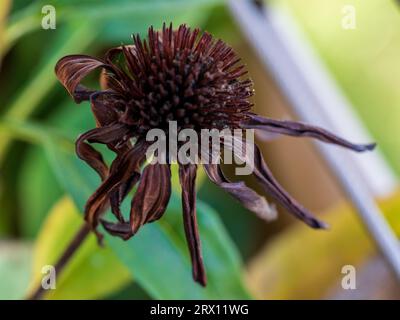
277 0 400 175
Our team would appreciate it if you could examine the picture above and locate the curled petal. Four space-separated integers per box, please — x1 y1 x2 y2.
99 70 128 95
84 140 148 231
75 117 133 225
203 164 277 221
55 55 111 102
100 47 132 93
76 124 130 181
102 164 171 239
252 145 328 229
87 92 135 220
76 136 108 182
179 164 206 286
104 46 124 64
242 114 376 152
130 163 172 234
109 173 140 222
107 140 144 222
101 220 131 239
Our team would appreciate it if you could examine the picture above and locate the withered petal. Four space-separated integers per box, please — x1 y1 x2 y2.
76 137 108 182
179 164 206 286
101 220 131 240
100 47 133 93
252 144 328 229
109 173 140 223
102 164 171 239
88 92 137 222
129 163 172 235
84 140 148 230
55 54 112 102
203 163 277 221
105 142 140 221
76 124 130 181
242 114 376 152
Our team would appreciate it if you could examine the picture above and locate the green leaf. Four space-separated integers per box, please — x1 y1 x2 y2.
5 0 224 50
0 241 32 299
17 100 95 238
0 21 95 162
5 23 95 121
44 139 250 299
0 0 11 58
18 147 63 238
100 5 213 42
27 196 132 300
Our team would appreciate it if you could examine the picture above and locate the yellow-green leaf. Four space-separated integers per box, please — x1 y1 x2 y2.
246 190 400 299
0 0 11 59
27 196 131 300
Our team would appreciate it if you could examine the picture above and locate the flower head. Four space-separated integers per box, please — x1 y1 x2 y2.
55 23 375 286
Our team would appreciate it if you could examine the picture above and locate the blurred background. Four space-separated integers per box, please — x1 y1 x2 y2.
1 0 400 299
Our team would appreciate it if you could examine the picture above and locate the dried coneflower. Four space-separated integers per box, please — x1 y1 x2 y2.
55 23 375 286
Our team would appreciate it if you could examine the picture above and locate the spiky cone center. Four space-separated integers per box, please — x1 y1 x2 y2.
106 25 254 135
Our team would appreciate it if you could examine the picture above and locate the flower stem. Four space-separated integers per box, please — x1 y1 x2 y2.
27 223 91 300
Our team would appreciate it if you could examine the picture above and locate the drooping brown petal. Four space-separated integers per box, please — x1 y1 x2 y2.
203 164 277 221
84 140 148 232
55 55 111 102
109 173 141 223
242 114 376 152
130 163 171 233
102 163 171 239
76 141 108 182
179 164 206 286
101 220 131 238
252 144 328 229
77 99 135 224
76 124 131 181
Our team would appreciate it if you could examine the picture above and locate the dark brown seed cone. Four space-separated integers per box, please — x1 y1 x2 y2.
103 23 253 133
